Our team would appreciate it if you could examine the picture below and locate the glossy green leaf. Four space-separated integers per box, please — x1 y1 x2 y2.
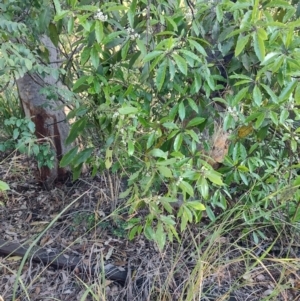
206 170 223 186
162 122 179 130
172 53 187 75
179 180 194 197
188 39 207 56
253 32 265 61
233 86 249 105
279 109 289 124
66 117 87 144
278 81 297 103
186 201 206 211
128 140 134 156
90 47 99 68
235 35 250 57
95 21 103 43
147 132 156 149
187 98 199 113
253 85 262 106
73 147 94 167
198 176 209 199
269 111 278 125
186 117 205 128
49 23 59 47
149 149 168 159
155 222 166 250
143 51 164 62
157 166 173 178
178 102 185 121
156 61 167 91
0 180 10 191
206 206 216 221
118 107 139 114
60 146 79 167
174 133 183 151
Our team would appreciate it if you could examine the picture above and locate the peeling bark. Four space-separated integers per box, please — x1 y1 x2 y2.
16 36 70 188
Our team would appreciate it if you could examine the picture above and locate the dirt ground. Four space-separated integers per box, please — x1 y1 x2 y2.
0 153 300 301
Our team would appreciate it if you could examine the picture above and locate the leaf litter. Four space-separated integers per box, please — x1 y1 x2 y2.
0 152 299 301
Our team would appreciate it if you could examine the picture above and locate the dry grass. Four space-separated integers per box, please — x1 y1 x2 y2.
0 154 300 301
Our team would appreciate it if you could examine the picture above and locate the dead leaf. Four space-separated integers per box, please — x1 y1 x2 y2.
238 125 253 138
7 256 22 261
105 247 114 260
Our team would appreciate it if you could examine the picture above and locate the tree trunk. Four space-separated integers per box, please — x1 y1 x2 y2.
16 36 70 188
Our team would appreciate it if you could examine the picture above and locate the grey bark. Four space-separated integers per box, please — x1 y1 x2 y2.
16 35 70 188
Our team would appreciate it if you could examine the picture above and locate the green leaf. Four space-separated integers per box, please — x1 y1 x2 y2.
28 121 35 133
143 51 164 62
165 16 178 31
198 177 209 199
156 158 177 165
80 48 91 66
186 201 206 211
278 81 297 103
147 132 156 149
280 109 289 124
73 147 94 167
121 40 130 60
206 206 216 221
179 180 194 197
269 111 278 125
95 21 103 43
67 15 74 33
60 146 79 167
193 72 202 93
233 86 249 105
255 112 265 129
168 58 176 81
179 49 202 63
73 75 89 92
188 39 207 56
149 149 168 159
186 117 205 128
253 85 262 106
0 180 10 191
49 23 59 47
90 47 99 68
253 32 265 61
105 148 113 169
13 128 19 140
118 107 139 114
156 61 167 91
237 165 249 172
128 140 134 156
155 222 166 250
172 53 187 75
174 133 183 151
53 0 62 13
257 27 268 40
66 117 87 144
162 122 179 130
136 39 147 56
235 35 250 57
260 84 278 103
157 166 173 178
178 102 185 121
216 5 223 22
206 170 223 186
24 59 33 71
187 98 199 113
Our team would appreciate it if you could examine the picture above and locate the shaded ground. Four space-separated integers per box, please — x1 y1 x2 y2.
0 153 300 301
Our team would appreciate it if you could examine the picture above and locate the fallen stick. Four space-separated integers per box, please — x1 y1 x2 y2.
0 239 127 283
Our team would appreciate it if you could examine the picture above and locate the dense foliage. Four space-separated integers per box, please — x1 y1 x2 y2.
1 0 300 248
